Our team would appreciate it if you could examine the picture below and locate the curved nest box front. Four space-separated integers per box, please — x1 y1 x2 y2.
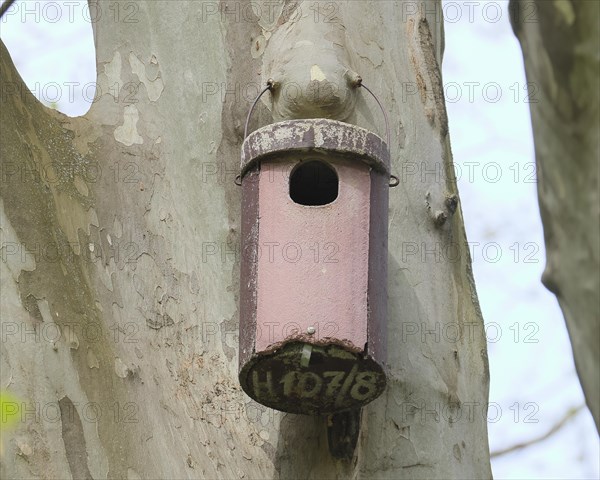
238 119 389 415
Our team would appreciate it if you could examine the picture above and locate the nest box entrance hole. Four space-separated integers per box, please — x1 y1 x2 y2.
289 160 338 206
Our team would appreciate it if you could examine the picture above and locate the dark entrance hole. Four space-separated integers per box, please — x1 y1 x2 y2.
289 160 338 206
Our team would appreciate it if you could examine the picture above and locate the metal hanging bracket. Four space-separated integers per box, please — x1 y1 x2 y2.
238 77 399 187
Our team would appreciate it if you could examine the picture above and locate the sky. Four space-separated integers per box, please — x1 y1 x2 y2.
0 1 598 478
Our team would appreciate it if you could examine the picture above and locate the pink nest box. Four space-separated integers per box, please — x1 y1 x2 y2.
239 118 390 415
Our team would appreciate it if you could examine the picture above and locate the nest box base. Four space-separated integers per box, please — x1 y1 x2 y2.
239 342 386 415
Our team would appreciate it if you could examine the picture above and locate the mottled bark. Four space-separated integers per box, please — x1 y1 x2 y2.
510 0 599 429
0 1 490 478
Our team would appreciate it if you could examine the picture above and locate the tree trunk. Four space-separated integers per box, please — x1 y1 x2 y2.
510 0 599 429
0 1 491 478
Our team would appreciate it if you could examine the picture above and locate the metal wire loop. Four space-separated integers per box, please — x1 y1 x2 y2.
239 77 397 187
237 80 274 186
243 79 274 140
356 78 399 187
356 78 391 149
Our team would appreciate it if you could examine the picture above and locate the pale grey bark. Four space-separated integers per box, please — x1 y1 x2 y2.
510 0 599 430
0 1 490 478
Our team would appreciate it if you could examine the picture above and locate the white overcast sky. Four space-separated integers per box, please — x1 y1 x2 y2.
0 1 598 478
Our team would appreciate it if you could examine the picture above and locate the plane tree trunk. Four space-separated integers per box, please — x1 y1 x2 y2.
0 1 491 478
510 0 600 429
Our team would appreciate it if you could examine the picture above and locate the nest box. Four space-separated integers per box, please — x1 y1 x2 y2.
238 118 390 416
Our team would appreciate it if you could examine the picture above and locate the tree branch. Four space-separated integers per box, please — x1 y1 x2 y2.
491 404 586 458
0 0 17 19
